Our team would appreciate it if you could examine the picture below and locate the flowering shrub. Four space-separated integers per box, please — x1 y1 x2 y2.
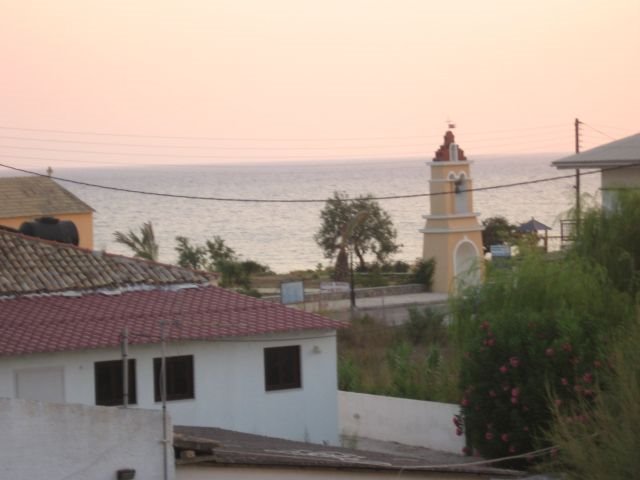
451 255 632 464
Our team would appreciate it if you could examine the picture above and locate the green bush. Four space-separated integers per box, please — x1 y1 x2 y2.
411 258 436 290
452 254 633 465
405 307 446 345
543 315 640 479
571 190 640 296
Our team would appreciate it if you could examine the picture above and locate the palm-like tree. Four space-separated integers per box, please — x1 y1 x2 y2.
114 221 159 261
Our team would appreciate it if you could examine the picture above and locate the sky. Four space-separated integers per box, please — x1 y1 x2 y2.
0 0 638 168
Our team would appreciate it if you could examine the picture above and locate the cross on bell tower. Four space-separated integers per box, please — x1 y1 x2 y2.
420 130 484 293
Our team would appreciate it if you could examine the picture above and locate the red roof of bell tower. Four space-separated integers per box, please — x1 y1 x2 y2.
434 130 466 161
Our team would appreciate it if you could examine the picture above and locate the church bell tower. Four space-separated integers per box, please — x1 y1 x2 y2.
421 130 484 293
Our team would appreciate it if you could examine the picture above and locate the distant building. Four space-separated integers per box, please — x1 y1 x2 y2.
0 176 94 248
552 132 640 210
421 131 483 293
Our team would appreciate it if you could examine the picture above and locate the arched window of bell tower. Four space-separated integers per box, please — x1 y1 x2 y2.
454 172 469 214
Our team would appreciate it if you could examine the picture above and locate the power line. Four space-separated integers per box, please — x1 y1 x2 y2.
0 160 616 204
0 123 568 142
0 144 432 160
0 135 434 151
580 122 617 141
0 125 438 142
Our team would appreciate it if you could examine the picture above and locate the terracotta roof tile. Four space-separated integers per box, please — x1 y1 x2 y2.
0 229 213 295
0 286 345 356
0 176 93 218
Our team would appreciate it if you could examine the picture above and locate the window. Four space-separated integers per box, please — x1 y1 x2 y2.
154 355 194 402
264 345 301 391
94 359 136 406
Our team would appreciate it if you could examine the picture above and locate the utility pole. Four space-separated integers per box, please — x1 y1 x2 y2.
160 320 169 480
574 118 582 236
349 245 356 309
121 327 129 408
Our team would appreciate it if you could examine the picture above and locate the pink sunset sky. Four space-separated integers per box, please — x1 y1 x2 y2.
0 0 638 168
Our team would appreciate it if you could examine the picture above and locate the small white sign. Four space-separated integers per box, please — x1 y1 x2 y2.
490 244 511 258
281 280 305 305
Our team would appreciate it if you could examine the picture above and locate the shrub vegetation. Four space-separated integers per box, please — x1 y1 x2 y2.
452 255 633 465
337 309 459 403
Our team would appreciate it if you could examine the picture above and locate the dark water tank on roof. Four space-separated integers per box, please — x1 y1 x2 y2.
19 217 80 246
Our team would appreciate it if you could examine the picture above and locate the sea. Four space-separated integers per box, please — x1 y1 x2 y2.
3 155 600 273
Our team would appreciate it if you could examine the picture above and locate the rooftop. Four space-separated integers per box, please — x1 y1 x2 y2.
0 285 344 356
0 176 93 218
174 426 522 478
0 228 213 296
552 132 640 169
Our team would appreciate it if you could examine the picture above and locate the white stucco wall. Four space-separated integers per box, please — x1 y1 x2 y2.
0 398 172 480
178 465 477 479
0 331 339 445
339 391 464 454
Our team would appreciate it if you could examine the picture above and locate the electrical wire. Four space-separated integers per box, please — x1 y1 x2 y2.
0 123 569 142
0 129 569 150
0 161 614 204
580 122 617 141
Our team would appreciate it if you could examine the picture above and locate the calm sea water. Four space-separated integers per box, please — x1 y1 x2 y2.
6 155 599 273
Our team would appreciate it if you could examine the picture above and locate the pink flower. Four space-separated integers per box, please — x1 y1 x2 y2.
583 372 593 384
461 398 470 407
500 433 509 443
508 444 517 454
453 416 460 427
511 396 518 405
499 365 508 374
486 338 496 347
555 399 562 407
583 388 594 397
511 387 520 397
456 427 463 436
480 321 490 330
545 348 554 357
485 432 494 441
561 377 569 386
462 446 471 455
509 356 520 368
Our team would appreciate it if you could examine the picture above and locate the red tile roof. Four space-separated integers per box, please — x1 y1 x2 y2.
0 286 344 356
0 228 214 296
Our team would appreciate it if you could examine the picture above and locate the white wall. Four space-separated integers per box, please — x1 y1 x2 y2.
0 331 339 445
178 465 475 479
339 391 464 454
0 398 171 480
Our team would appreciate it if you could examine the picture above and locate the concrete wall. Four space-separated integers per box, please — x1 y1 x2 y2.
0 398 171 480
0 331 339 445
339 391 464 454
178 465 479 479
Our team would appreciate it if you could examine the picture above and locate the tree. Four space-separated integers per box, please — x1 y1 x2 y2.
314 191 400 275
481 216 517 254
113 221 159 261
571 190 640 296
175 235 272 291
